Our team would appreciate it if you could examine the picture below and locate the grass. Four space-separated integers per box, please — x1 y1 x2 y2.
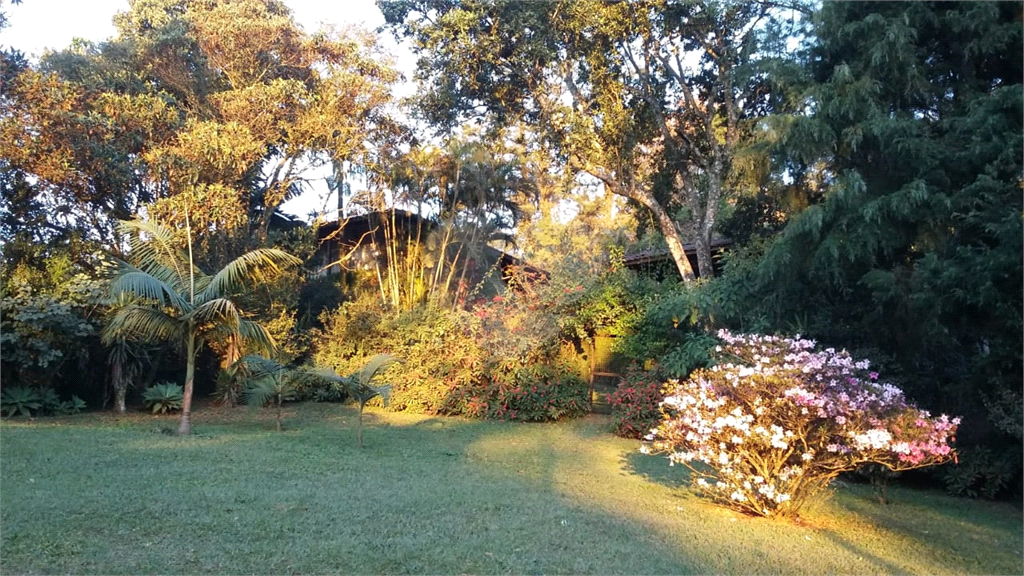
1 402 1021 575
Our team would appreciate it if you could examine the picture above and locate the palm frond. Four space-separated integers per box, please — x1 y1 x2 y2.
189 298 241 330
118 219 193 287
242 377 277 407
356 354 401 388
237 319 276 357
236 356 294 407
102 305 184 346
200 248 301 301
237 355 288 380
109 261 190 311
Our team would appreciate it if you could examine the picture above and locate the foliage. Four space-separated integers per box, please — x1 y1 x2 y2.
384 0 809 280
238 355 299 432
312 279 589 422
452 362 590 422
355 135 534 312
0 387 87 418
104 219 300 435
647 331 959 518
608 366 666 439
309 354 401 448
2 0 398 271
1 387 42 417
748 1 1023 497
943 446 1022 500
58 395 88 416
0 260 105 392
142 383 184 415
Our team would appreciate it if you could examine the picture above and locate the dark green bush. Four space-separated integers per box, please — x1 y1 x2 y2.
1 386 42 417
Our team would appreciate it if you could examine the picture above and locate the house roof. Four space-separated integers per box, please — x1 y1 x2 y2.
622 237 732 267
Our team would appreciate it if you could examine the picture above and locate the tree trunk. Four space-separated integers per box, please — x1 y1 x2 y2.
357 403 364 449
178 332 196 436
579 160 697 282
276 396 282 432
646 199 697 282
114 379 127 414
111 359 127 414
695 231 715 280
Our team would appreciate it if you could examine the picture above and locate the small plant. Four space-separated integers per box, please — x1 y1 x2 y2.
943 446 1020 499
313 354 400 448
608 366 665 439
57 395 87 415
239 356 298 432
38 388 63 415
647 330 960 518
143 383 184 414
1 387 42 417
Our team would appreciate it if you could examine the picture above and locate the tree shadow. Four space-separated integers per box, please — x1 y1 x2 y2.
621 449 695 490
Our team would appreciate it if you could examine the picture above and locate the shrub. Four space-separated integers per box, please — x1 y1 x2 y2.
1 387 42 417
56 395 87 415
142 383 184 414
313 287 589 423
609 366 665 439
455 362 590 422
647 330 960 518
943 446 1021 499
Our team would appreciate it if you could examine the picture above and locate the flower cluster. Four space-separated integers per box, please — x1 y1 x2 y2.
646 330 959 517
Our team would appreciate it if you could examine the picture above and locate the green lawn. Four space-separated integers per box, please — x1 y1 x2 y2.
1 402 1021 575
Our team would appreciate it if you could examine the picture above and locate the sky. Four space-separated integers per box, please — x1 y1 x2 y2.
2 0 417 222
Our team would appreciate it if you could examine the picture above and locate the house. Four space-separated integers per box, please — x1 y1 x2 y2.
622 237 732 280
311 210 545 297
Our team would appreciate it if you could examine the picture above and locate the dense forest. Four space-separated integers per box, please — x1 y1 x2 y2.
1 0 1020 498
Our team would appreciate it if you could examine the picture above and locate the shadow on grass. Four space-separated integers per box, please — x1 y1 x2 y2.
6 405 1022 575
824 483 1024 574
621 449 694 490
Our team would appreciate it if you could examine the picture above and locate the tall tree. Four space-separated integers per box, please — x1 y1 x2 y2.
104 219 300 435
754 2 1022 475
382 0 807 280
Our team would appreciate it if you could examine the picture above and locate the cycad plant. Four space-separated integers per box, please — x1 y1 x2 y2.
103 219 300 435
313 354 400 448
238 355 298 432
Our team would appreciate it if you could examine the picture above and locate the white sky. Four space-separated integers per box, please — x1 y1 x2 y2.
1 0 416 222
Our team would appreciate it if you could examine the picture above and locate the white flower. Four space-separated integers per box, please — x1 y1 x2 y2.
802 452 813 461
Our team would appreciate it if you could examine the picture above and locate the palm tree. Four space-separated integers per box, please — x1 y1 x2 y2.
313 354 400 448
238 355 297 432
103 219 300 435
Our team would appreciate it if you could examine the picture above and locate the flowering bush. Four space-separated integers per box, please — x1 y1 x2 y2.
608 366 665 439
646 330 960 518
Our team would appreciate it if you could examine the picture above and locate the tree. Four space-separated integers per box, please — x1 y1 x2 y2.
748 2 1021 495
312 354 400 448
382 0 807 280
103 219 300 435
353 134 534 310
238 355 298 432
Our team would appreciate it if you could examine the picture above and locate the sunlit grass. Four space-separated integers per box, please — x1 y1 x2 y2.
1 403 1021 575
